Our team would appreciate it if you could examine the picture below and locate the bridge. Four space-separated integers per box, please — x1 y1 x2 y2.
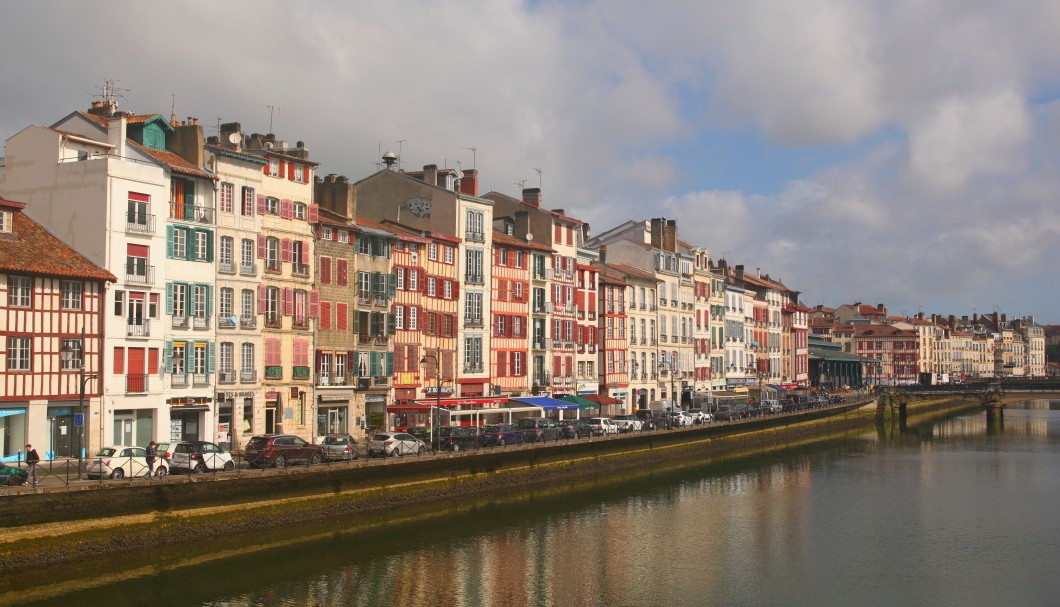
875 379 1060 426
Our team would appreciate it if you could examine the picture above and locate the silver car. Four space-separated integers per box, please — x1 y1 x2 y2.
367 432 427 457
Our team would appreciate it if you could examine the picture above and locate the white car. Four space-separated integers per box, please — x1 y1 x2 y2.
612 415 643 433
367 432 428 457
87 446 165 480
585 417 619 435
671 411 694 427
169 440 234 474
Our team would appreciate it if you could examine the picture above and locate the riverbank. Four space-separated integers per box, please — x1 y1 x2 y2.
0 397 970 584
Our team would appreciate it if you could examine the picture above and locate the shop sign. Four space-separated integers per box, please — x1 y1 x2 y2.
219 391 255 400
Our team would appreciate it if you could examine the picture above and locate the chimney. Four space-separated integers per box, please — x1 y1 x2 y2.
735 264 745 282
458 168 479 197
664 219 677 252
423 164 438 187
599 245 607 264
314 174 356 219
523 187 542 207
167 119 205 167
219 122 242 151
106 112 127 157
1001 313 1007 324
649 218 666 249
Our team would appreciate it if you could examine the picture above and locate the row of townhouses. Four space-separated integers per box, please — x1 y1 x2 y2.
0 97 1048 460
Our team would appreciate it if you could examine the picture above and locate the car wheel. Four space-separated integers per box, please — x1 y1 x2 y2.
155 466 168 478
193 463 206 474
310 453 322 465
418 445 426 455
111 468 125 480
273 454 287 468
6 475 20 486
222 461 234 472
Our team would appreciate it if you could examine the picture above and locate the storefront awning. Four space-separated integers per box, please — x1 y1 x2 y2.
766 384 787 392
510 396 582 411
583 394 622 406
558 394 598 409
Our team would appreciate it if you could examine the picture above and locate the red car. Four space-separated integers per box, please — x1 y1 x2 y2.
244 434 325 468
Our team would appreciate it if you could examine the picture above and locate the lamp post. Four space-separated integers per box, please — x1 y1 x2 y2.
420 351 442 453
630 359 639 413
658 360 674 429
60 329 96 480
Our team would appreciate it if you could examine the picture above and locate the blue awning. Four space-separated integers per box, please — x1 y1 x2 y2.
766 384 787 392
509 397 582 411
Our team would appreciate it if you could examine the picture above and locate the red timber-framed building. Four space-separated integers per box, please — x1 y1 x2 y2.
491 230 536 397
574 261 601 402
597 266 628 415
0 197 116 460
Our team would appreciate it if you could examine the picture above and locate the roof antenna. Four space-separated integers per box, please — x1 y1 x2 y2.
255 103 284 133
463 146 477 169
533 167 542 189
170 94 177 124
515 178 527 190
397 140 406 171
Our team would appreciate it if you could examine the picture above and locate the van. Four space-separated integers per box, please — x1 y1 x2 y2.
516 417 560 442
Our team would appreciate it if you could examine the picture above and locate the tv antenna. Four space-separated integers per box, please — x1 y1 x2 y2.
397 140 406 171
463 146 477 169
255 103 284 133
92 79 129 111
533 167 542 188
514 178 527 190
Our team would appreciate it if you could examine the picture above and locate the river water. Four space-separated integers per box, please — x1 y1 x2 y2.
18 400 1060 607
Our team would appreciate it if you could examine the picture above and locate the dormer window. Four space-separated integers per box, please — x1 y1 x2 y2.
0 211 11 234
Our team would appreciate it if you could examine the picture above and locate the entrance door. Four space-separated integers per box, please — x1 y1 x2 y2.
265 407 277 434
52 415 74 457
114 415 133 445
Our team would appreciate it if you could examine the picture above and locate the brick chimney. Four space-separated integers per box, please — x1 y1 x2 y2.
314 174 355 219
458 168 479 197
599 245 607 264
663 219 677 252
423 164 438 187
168 118 205 167
522 187 541 207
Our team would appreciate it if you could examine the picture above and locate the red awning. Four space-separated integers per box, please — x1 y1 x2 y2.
583 394 622 405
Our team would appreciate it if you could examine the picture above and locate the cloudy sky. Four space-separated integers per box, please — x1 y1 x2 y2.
3 1 1059 322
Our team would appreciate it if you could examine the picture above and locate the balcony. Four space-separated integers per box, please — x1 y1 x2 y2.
170 203 215 224
264 260 281 274
532 338 551 351
374 297 389 307
465 230 485 243
292 317 309 330
193 373 210 386
465 273 485 285
240 369 257 383
588 344 596 354
126 374 148 393
532 269 547 281
193 315 210 330
219 261 237 275
588 311 597 320
463 363 484 373
292 263 310 277
172 316 189 329
219 316 237 329
240 262 257 277
532 373 551 386
171 372 188 387
292 366 310 380
126 321 150 337
532 301 552 314
126 213 155 234
218 370 236 384
264 313 282 328
125 265 154 285
372 376 390 386
264 366 283 380
464 316 485 329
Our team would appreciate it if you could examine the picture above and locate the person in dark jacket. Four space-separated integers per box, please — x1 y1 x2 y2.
24 444 40 487
145 441 157 479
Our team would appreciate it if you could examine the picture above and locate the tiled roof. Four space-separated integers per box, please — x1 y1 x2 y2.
205 144 268 165
605 262 657 282
482 191 583 224
0 199 116 282
492 230 554 252
130 141 217 181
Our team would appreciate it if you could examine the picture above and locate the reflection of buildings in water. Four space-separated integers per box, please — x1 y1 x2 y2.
931 416 988 440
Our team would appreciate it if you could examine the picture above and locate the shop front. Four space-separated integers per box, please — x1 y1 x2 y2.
216 391 255 449
0 407 27 461
316 390 354 438
168 397 211 442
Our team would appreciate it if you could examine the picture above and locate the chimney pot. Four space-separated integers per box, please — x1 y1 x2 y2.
523 187 542 207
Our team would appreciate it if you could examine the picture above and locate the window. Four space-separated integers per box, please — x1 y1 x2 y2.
7 337 30 371
465 210 484 241
173 228 187 259
293 201 307 220
265 287 280 321
408 270 418 292
464 335 483 371
395 306 404 330
241 239 254 270
193 342 208 374
220 183 234 214
266 237 280 271
409 307 418 330
219 236 234 270
427 277 436 297
443 280 453 300
127 195 149 229
114 291 124 316
444 246 454 264
61 280 83 310
241 343 255 373
219 287 234 319
241 187 255 216
172 284 187 318
241 289 254 320
61 338 83 370
265 197 279 215
268 159 280 177
7 277 31 309
320 257 332 284
0 211 11 234
428 243 438 260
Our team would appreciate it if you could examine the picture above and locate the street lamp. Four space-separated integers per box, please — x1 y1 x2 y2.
60 329 96 480
420 351 442 453
658 360 675 429
630 359 639 413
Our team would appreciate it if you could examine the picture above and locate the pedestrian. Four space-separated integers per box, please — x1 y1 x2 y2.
145 440 157 479
24 444 40 487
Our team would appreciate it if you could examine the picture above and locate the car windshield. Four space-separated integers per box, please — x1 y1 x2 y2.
372 434 392 441
323 436 348 445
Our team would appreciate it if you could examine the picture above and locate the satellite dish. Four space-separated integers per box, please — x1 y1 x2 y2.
264 141 274 150
228 132 241 144
526 233 534 241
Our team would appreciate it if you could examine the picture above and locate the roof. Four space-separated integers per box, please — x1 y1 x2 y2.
492 230 553 252
0 198 117 282
605 262 657 282
353 217 398 238
205 144 268 165
130 141 217 181
482 191 583 225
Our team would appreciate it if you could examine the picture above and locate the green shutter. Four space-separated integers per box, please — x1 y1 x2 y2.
371 272 381 295
166 283 174 315
166 225 175 259
204 284 213 316
184 180 196 219
385 352 394 376
370 352 382 377
185 228 196 261
205 229 214 262
386 313 395 336
165 340 173 373
207 342 216 373
387 274 397 298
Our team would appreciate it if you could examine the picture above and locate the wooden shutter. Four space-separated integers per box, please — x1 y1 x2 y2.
309 290 320 318
258 284 266 314
257 234 266 259
256 194 267 216
283 288 293 316
337 303 348 331
281 238 292 263
308 203 319 223
301 240 309 266
337 259 348 286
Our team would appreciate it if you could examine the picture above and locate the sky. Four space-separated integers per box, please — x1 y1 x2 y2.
2 1 1059 323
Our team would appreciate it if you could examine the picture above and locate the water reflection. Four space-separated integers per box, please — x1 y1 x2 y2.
15 400 1060 607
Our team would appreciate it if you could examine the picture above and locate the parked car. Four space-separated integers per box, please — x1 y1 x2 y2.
0 462 28 486
321 433 359 461
87 446 159 480
170 440 234 474
478 424 526 447
557 419 581 439
367 432 427 457
715 406 740 422
685 408 711 424
584 417 619 436
153 441 175 467
436 426 480 452
671 411 693 427
612 414 643 433
244 434 326 468
760 400 783 414
517 417 561 442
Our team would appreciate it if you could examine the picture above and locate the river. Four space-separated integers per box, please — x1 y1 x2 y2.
16 400 1060 607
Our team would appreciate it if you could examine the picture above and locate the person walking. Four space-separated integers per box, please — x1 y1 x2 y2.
24 444 40 487
145 440 157 479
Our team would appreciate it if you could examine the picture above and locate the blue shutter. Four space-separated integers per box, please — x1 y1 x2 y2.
205 285 213 317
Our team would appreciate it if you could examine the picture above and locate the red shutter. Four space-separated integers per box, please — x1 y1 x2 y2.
281 238 292 263
303 166 311 184
257 234 266 259
257 194 267 216
148 348 159 376
258 284 266 314
283 288 293 316
320 257 331 284
288 163 295 180
114 348 125 375
308 203 319 223
498 353 508 377
553 356 561 376
565 357 573 377
281 199 292 220
263 163 270 177
337 260 348 286
301 240 309 266
278 160 286 178
309 290 320 318
337 303 348 331
320 302 331 330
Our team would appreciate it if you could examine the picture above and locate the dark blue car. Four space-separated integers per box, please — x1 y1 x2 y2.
478 424 526 448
